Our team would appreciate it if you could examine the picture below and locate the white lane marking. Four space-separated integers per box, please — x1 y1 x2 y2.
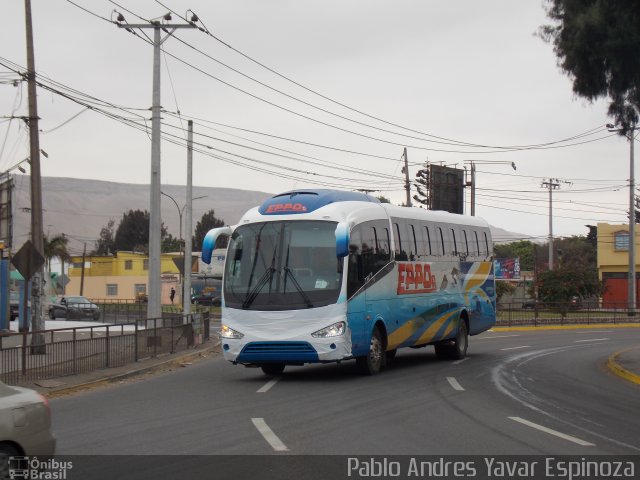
257 378 280 393
500 345 531 351
574 338 609 343
508 416 595 446
478 334 521 339
446 377 465 391
452 357 469 365
251 418 289 451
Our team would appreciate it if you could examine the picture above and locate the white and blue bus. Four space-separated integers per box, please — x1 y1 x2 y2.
202 189 496 375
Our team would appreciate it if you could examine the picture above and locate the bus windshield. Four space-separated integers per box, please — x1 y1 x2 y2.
224 220 343 310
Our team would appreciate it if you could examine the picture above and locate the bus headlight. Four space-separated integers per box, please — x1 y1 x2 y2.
220 324 244 339
312 321 346 338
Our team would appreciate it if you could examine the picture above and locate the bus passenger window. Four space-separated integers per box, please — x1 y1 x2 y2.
424 226 432 256
463 230 469 256
409 224 418 261
437 227 445 256
393 222 408 261
474 231 480 256
483 231 490 256
450 229 458 255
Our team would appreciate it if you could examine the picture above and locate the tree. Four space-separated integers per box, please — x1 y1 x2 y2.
540 0 640 129
412 163 429 207
162 233 182 253
43 233 70 272
112 210 173 254
535 235 602 314
43 233 70 294
92 219 115 255
114 210 150 253
193 209 225 251
376 195 391 204
496 280 516 305
494 240 535 271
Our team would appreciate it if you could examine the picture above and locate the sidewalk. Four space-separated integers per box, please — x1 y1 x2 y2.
24 339 221 398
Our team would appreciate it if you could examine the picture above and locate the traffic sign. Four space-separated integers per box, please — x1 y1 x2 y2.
11 240 44 280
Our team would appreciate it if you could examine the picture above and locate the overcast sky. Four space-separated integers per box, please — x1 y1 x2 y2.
1 0 633 242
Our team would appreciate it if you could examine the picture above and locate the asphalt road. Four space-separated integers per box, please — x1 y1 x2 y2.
50 328 640 456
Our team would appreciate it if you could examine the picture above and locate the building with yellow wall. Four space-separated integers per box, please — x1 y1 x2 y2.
66 251 181 302
597 223 640 307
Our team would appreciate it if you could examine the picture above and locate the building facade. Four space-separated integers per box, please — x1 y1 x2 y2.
66 251 182 303
597 223 640 307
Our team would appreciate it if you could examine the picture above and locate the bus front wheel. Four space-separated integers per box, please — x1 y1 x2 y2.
356 328 384 375
261 363 285 375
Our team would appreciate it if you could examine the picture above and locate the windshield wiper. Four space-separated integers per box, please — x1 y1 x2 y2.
283 267 314 308
242 266 276 309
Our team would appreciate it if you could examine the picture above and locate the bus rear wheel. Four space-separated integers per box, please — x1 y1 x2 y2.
260 363 285 375
435 318 468 360
356 328 384 375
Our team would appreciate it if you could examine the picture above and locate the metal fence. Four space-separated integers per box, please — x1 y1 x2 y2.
0 311 215 386
496 301 640 327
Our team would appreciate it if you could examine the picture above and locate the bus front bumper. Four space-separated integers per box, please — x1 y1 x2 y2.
222 336 352 365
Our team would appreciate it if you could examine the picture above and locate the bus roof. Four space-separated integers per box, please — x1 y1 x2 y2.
237 189 490 230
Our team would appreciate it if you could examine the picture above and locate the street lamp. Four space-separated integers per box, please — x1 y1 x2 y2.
463 160 516 216
161 191 207 251
607 122 638 314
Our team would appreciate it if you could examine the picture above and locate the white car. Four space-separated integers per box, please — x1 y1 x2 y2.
0 381 55 475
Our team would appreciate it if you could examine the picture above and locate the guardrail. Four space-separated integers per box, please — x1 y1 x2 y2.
0 312 215 386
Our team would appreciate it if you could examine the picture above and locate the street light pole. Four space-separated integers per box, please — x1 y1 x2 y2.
463 160 516 216
161 190 206 308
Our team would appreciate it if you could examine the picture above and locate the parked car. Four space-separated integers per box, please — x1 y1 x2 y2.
48 296 101 321
522 298 543 309
0 380 56 461
191 291 221 307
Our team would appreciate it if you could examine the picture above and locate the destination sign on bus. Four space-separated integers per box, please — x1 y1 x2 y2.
264 202 308 214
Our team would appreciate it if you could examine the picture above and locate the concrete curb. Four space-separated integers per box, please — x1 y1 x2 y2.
607 348 640 385
44 340 221 398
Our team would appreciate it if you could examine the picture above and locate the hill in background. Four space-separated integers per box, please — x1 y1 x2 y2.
10 175 273 254
8 175 528 255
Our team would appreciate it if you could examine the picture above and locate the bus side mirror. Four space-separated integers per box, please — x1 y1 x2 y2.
202 226 232 264
335 222 350 258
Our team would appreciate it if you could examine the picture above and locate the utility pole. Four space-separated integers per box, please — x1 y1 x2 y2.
541 178 560 270
607 122 638 314
79 243 86 296
402 148 412 207
183 120 193 316
116 12 197 320
24 0 45 353
470 162 476 216
630 125 636 314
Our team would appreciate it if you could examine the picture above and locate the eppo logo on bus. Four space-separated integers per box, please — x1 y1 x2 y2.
265 202 308 214
397 262 437 294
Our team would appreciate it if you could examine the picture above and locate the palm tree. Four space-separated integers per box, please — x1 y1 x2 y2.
43 233 71 293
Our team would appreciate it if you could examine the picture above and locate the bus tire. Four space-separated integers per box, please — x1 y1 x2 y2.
435 318 468 360
261 363 285 375
386 348 397 362
356 327 384 375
